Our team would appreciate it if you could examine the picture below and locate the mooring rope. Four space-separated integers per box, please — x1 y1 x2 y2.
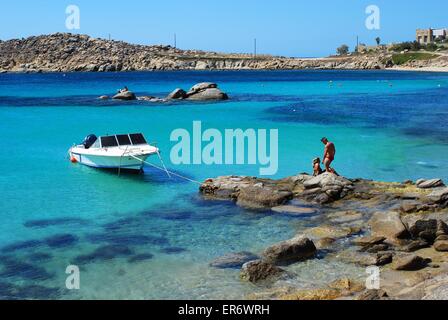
128 154 203 185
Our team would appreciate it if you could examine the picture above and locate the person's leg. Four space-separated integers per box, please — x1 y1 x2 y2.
324 158 334 174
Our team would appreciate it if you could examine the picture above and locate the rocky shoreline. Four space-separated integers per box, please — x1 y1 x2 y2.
1 33 448 73
201 173 448 300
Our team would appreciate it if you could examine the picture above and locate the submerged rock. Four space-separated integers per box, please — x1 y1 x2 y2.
210 252 259 269
262 237 316 265
240 260 285 283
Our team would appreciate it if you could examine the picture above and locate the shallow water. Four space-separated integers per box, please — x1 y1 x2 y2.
0 70 447 299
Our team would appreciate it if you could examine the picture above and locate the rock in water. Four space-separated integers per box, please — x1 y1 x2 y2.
209 252 259 269
262 236 316 265
166 88 187 100
185 82 228 101
240 260 285 283
186 88 229 101
112 91 137 101
368 212 409 242
187 82 218 94
391 254 429 271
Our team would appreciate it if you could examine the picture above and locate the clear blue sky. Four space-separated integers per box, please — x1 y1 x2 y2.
0 0 447 57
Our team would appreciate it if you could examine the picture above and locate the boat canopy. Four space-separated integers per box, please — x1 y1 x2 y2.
100 133 148 148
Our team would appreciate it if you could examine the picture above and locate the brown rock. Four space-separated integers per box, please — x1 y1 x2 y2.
368 211 409 242
392 254 429 271
262 237 316 265
280 289 342 301
434 240 448 252
240 260 285 283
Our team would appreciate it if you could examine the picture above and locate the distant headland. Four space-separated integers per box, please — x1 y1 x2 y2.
0 33 447 73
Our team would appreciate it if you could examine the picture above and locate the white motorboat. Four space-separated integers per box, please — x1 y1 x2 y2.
69 133 159 172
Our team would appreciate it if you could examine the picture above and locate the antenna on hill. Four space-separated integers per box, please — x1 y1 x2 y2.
356 35 359 53
108 34 111 41
174 33 177 48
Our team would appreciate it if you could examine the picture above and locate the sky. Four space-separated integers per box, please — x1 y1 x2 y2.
0 0 447 57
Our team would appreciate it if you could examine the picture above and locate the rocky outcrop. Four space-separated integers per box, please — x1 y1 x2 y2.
3 33 445 73
200 173 448 300
262 237 316 265
112 91 136 101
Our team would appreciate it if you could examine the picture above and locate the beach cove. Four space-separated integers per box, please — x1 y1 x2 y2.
0 70 447 299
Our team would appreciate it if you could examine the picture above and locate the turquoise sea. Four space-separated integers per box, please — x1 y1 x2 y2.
0 70 447 299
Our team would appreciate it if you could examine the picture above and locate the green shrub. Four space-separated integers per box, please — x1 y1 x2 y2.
392 52 438 65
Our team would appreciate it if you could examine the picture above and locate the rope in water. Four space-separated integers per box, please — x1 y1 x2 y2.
128 154 203 185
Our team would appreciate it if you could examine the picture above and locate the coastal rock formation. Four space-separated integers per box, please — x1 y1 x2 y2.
201 173 448 300
240 260 285 283
2 33 446 73
262 236 316 265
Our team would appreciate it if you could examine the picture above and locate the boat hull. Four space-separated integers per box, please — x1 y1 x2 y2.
70 152 150 171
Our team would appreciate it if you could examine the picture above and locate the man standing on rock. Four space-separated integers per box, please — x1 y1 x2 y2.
321 137 336 174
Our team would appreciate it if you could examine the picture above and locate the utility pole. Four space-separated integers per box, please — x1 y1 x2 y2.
108 34 111 41
356 35 359 53
254 38 257 59
174 33 177 48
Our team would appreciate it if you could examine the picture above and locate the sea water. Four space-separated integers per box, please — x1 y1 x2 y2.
0 70 447 299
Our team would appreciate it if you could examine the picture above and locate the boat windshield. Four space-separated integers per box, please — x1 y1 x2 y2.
130 133 147 145
101 136 119 147
99 134 148 147
116 134 132 146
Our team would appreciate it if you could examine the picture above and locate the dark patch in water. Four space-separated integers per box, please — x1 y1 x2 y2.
0 281 60 300
2 240 43 253
44 234 79 248
160 247 187 254
127 253 154 263
86 233 169 246
102 217 141 232
24 217 88 229
73 245 134 264
0 256 54 281
27 252 53 262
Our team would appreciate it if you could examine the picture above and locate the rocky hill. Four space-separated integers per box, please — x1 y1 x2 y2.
0 33 447 73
